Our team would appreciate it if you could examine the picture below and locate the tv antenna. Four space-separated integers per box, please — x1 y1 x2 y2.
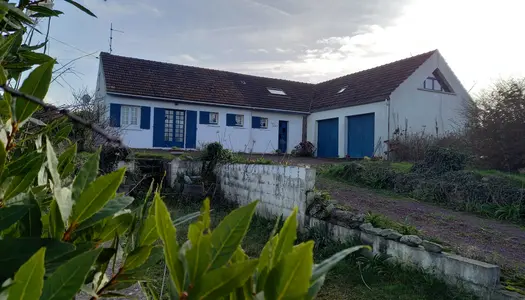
109 23 124 54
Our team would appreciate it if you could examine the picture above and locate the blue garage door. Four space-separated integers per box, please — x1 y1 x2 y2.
347 113 375 158
317 118 339 158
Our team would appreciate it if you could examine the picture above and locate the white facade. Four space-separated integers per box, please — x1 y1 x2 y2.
104 94 304 154
307 51 470 158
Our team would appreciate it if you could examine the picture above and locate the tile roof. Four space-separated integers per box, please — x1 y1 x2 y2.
100 50 436 113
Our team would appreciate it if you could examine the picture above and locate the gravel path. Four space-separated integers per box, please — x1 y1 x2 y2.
317 176 525 276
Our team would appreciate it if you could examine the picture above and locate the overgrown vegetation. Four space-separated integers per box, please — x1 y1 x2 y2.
292 141 316 157
322 147 525 222
364 212 420 235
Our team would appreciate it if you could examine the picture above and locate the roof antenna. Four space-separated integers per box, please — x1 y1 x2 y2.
109 23 124 54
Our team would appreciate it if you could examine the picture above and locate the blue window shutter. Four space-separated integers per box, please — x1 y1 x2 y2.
109 104 121 127
226 114 236 126
252 116 261 129
140 106 151 129
153 108 165 147
186 111 197 148
199 111 210 124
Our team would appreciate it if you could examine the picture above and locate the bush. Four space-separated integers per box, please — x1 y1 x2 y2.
292 141 316 157
411 146 468 175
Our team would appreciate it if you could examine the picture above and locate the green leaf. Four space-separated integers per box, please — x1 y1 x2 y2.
26 5 62 17
154 193 184 296
53 186 72 226
48 200 64 239
264 241 314 300
19 193 42 237
57 143 76 178
257 235 277 274
41 249 102 300
0 238 74 283
310 245 369 283
18 51 54 65
3 152 42 178
46 137 60 186
6 3 34 24
64 0 97 17
0 140 5 179
122 246 163 274
4 155 43 200
72 150 100 202
138 216 159 246
0 31 22 61
0 205 27 232
15 59 55 122
20 41 47 52
199 197 211 230
208 201 258 271
272 208 297 266
190 259 258 300
54 124 72 144
76 196 133 231
186 224 211 283
123 246 153 271
305 275 325 300
7 247 45 300
96 213 132 242
70 168 126 226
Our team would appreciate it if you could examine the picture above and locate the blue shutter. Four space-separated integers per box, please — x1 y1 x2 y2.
140 106 151 129
199 111 210 124
226 114 236 126
153 108 165 147
186 111 197 148
252 116 261 129
109 104 121 127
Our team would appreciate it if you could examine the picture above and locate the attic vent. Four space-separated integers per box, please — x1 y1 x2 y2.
267 87 286 95
337 86 347 94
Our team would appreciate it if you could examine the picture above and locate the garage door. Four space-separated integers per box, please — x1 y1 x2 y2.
347 113 375 158
317 118 339 157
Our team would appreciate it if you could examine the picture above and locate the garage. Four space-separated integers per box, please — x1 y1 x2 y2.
317 118 339 157
347 113 375 158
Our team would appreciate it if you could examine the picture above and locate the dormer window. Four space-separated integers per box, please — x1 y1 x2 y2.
421 69 454 93
267 87 286 95
337 86 347 94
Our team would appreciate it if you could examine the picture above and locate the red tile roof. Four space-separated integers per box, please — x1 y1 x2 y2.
100 50 436 113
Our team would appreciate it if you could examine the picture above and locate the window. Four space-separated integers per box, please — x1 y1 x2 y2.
421 70 454 93
267 87 286 95
174 110 185 142
121 105 140 127
209 112 219 124
260 117 268 129
235 114 244 126
164 110 174 141
337 86 347 94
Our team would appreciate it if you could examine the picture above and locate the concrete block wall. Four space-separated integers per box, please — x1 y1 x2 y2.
217 164 316 220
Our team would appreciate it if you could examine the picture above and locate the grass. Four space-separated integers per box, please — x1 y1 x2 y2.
146 197 476 300
391 162 414 173
131 149 176 160
471 169 525 186
364 212 420 235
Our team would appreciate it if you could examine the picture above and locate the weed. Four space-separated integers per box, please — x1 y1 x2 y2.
364 212 420 235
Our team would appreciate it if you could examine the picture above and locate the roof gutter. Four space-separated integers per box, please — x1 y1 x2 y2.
106 91 310 115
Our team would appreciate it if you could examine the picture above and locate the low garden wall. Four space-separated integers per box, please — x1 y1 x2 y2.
168 158 518 299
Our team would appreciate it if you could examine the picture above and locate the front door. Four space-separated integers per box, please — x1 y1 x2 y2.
317 118 339 157
278 121 288 153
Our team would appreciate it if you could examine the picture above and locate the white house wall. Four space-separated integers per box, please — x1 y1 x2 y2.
307 101 389 158
389 51 469 136
105 95 304 153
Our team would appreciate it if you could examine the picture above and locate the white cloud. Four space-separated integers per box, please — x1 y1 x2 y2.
169 54 199 64
249 49 269 54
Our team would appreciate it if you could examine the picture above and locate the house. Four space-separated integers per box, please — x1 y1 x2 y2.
96 50 470 158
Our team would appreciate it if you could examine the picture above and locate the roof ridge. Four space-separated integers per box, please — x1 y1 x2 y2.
314 49 437 86
99 52 314 86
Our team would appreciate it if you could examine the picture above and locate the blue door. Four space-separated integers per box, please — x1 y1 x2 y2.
317 118 339 157
278 121 288 153
347 113 375 158
153 108 185 148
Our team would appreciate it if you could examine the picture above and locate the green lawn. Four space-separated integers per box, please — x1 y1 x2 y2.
145 199 475 300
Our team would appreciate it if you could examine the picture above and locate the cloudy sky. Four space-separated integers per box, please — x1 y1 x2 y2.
41 0 525 105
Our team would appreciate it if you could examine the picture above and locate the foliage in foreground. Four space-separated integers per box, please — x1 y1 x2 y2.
153 196 368 299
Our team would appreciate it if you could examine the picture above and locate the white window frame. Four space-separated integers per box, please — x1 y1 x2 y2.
121 105 141 128
260 117 268 129
235 114 244 126
209 112 219 125
267 87 287 96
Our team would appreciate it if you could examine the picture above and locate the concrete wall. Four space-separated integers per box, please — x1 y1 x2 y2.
307 101 388 158
217 163 316 220
104 94 304 154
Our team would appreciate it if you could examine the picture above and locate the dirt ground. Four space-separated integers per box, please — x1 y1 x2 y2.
316 176 525 277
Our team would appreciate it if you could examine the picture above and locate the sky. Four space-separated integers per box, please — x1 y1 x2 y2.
40 0 525 105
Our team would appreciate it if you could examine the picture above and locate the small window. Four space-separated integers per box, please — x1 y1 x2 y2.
267 87 286 95
260 117 268 129
121 105 140 127
235 115 244 126
209 112 219 124
337 86 347 94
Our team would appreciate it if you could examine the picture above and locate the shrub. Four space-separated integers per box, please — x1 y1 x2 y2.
411 146 468 175
292 141 316 157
